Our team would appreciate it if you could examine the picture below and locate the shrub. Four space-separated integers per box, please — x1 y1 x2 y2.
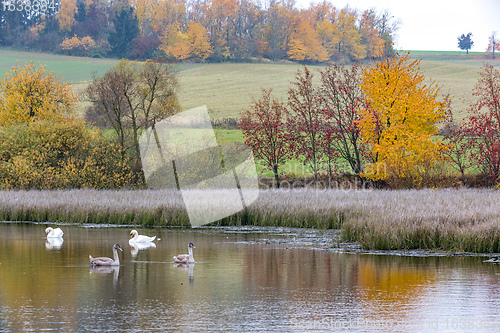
0 119 134 189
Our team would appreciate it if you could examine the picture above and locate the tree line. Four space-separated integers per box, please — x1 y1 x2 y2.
240 54 500 188
1 54 499 190
0 0 398 62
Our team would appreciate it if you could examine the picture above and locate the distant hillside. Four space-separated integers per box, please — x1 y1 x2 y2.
2 48 495 120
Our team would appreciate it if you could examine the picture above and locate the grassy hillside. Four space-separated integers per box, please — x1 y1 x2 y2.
0 49 119 84
177 62 323 119
2 48 499 120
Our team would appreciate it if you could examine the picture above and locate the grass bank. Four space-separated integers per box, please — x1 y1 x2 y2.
2 188 500 253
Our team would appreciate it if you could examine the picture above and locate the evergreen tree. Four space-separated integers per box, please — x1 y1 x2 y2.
108 4 139 58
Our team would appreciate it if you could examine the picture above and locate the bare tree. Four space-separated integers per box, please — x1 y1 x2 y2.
85 60 180 183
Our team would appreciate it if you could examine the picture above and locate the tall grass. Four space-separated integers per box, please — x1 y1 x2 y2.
0 189 190 226
1 188 500 252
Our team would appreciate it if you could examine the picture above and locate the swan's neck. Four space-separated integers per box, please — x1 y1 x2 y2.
113 248 120 265
188 246 194 262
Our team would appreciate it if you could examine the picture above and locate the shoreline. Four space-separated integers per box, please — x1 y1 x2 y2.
1 188 500 254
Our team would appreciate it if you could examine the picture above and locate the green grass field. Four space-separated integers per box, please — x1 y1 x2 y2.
2 48 499 121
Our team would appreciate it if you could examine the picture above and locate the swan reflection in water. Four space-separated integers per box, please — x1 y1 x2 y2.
130 242 157 258
89 265 120 285
174 262 195 283
45 237 64 250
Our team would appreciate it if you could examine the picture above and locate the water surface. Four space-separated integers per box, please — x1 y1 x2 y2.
0 223 499 332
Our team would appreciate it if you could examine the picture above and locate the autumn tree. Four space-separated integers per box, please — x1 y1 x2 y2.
0 119 134 189
359 9 384 59
287 19 328 62
85 60 180 181
149 0 186 37
457 32 474 54
376 9 400 57
262 3 297 61
199 0 239 60
319 63 366 176
442 111 473 184
159 21 213 60
239 89 293 187
486 31 500 58
358 53 449 187
0 61 77 126
57 0 78 33
330 7 366 60
187 21 213 60
462 64 500 180
159 23 191 60
288 67 324 182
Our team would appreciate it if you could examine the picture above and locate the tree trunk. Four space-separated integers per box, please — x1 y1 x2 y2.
272 164 280 188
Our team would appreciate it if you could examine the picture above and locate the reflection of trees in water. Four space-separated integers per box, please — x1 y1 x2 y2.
356 256 437 324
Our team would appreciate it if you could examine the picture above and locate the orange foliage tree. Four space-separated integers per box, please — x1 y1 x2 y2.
288 19 328 62
359 9 384 59
0 61 77 126
358 53 449 186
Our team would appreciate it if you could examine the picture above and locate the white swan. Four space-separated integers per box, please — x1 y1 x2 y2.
484 256 500 263
45 227 63 238
45 237 64 250
173 243 196 263
89 244 123 266
129 229 156 244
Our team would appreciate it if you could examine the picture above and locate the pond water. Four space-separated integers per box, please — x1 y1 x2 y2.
0 223 500 332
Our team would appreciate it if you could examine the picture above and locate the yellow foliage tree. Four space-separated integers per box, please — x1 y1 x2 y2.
159 23 191 60
358 53 448 186
188 21 213 60
57 0 78 33
332 8 366 60
0 61 77 126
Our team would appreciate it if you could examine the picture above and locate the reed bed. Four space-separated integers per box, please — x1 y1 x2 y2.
0 189 191 226
1 188 500 252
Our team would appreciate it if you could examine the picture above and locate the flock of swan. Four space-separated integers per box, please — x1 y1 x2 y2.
45 227 196 266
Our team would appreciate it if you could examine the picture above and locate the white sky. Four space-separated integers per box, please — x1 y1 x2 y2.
295 0 500 52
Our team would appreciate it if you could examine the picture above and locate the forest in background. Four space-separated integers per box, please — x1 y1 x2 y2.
0 0 398 62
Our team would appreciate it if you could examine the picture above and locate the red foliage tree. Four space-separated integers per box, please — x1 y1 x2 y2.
319 63 366 177
239 89 294 187
288 67 324 183
441 106 473 184
463 64 500 180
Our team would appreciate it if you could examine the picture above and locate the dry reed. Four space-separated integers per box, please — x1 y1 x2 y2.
1 188 500 252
